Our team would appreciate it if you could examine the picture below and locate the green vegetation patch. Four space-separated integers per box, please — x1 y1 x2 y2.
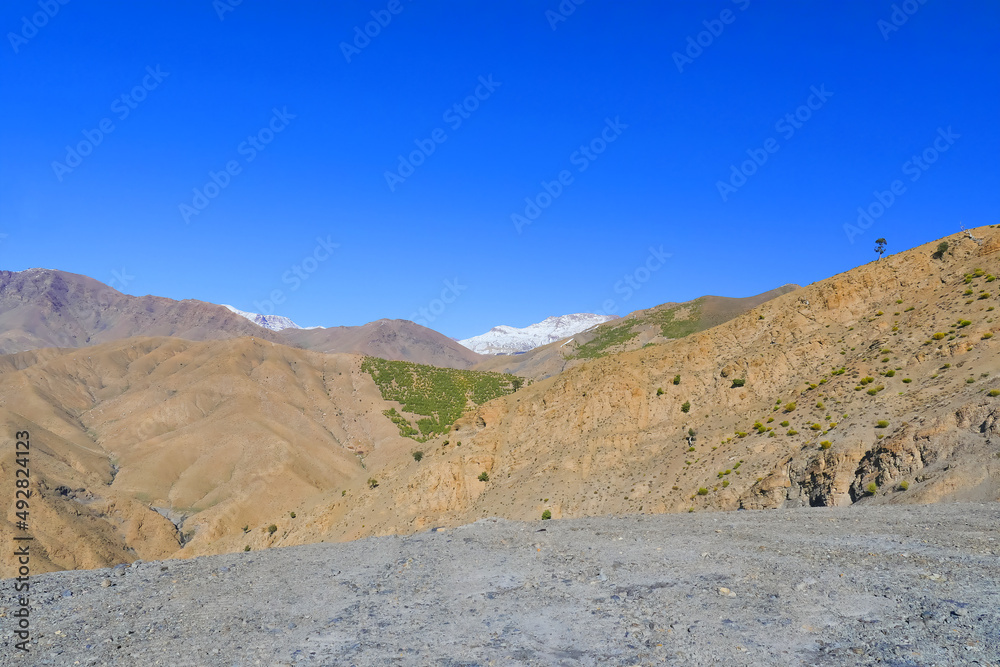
570 319 641 359
570 299 707 359
362 356 523 441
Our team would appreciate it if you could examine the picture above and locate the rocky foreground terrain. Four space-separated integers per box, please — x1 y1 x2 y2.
1 503 997 666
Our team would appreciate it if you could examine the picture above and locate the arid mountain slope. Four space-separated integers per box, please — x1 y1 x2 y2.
0 337 422 575
0 269 284 353
0 269 482 369
261 228 999 547
4 228 998 572
281 319 484 369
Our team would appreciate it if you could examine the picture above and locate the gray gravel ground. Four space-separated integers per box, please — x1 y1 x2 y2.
2 503 999 666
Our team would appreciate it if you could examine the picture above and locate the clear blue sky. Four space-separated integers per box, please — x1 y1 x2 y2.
1 1 998 339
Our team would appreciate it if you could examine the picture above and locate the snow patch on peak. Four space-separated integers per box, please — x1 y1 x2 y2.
459 313 618 355
222 304 303 332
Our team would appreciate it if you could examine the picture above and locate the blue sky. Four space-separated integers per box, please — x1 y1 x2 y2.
1 1 998 339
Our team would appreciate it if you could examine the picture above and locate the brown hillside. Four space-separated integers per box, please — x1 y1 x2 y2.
0 269 285 353
281 319 483 369
0 337 417 575
3 228 998 572
268 227 999 546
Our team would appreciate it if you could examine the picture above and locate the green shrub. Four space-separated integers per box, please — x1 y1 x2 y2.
810 423 822 431
876 420 889 428
412 451 424 462
244 545 251 552
721 480 730 488
866 482 878 495
780 420 789 427
958 320 972 328
656 387 664 396
820 441 832 449
902 378 912 383
932 332 946 340
967 377 976 384
885 369 895 377
242 525 249 534
478 471 490 482
731 378 745 388
904 306 915 312
681 401 691 413
898 481 909 491
786 429 798 436
983 333 994 340
367 478 379 488
989 389 1000 397
934 241 949 257
697 488 708 496
673 375 681 385
784 402 796 412
267 524 277 535
289 512 296 519
541 510 552 520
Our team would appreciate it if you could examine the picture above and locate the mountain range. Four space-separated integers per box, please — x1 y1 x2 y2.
1 227 997 576
0 268 481 369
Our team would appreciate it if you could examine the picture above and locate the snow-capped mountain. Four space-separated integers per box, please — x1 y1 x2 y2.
458 313 618 355
222 304 305 332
